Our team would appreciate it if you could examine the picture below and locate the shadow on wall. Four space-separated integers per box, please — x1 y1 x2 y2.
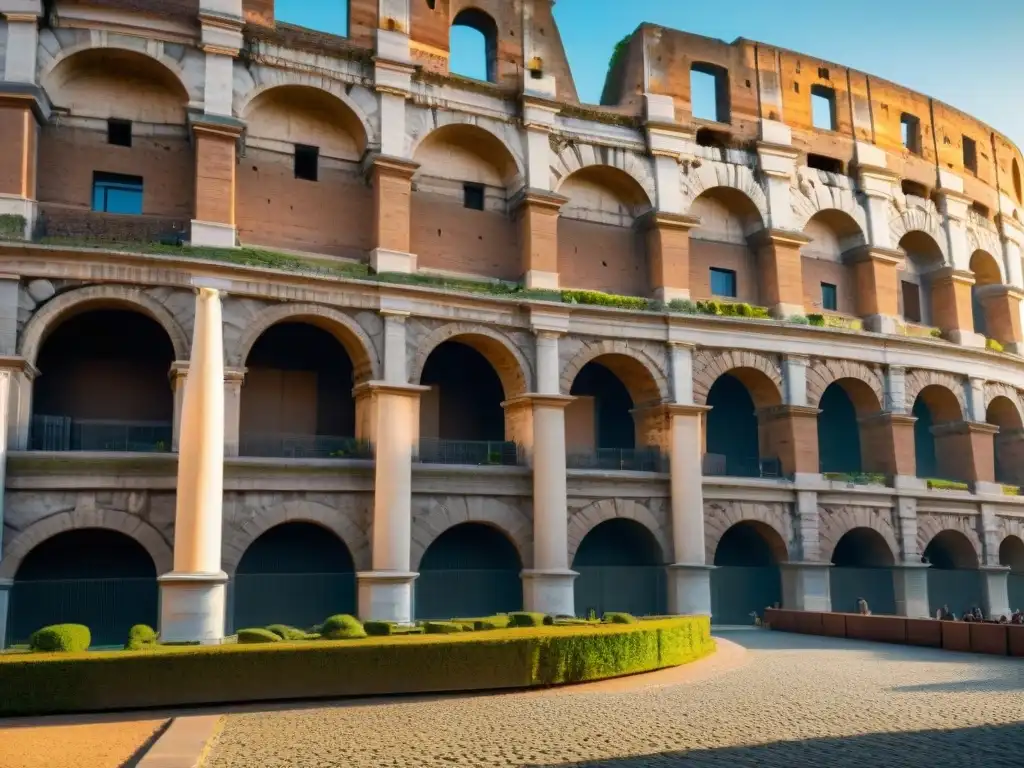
526 723 1024 768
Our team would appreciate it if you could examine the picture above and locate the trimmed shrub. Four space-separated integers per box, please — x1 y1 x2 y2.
927 478 970 492
29 625 91 653
363 621 395 637
423 621 464 634
508 612 547 628
237 628 281 644
987 337 1005 353
265 625 308 642
603 612 639 625
321 614 367 640
560 289 650 311
667 298 697 314
124 625 157 650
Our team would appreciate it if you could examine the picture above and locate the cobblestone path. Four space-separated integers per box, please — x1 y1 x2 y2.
203 631 1024 767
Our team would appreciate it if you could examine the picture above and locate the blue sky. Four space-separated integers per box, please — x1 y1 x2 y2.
274 0 1024 146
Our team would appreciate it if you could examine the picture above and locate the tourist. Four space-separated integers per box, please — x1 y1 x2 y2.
857 598 871 615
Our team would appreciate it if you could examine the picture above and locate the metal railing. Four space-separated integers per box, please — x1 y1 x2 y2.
415 439 524 467
703 453 783 479
566 447 669 473
30 415 172 453
238 433 372 460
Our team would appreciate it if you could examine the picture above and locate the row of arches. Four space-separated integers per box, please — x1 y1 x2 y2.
8 517 1024 645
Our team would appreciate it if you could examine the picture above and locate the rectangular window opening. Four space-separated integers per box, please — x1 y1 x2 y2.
810 85 837 131
690 63 730 123
807 154 844 175
901 280 922 323
463 183 485 211
107 118 132 148
901 113 921 155
821 282 838 312
294 144 319 181
91 171 143 215
710 267 737 299
963 135 978 174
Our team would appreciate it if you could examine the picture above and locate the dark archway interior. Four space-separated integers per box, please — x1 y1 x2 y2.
714 522 780 567
421 341 505 441
241 323 355 452
573 518 663 567
570 361 636 450
1000 537 1024 571
33 310 175 450
924 531 978 570
236 522 355 575
818 384 862 473
829 527 897 615
573 518 666 618
913 397 937 479
416 522 522 619
831 528 896 567
924 530 984 617
711 522 783 625
706 374 759 476
9 529 157 647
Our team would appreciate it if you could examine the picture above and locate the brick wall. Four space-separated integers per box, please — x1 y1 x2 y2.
689 240 760 304
558 219 648 297
801 257 855 315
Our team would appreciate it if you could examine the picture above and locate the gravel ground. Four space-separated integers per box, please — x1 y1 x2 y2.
0 718 168 768
204 631 1024 768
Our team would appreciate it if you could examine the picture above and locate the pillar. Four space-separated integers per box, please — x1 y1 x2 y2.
512 189 566 291
643 212 699 302
981 566 1011 619
935 177 972 273
849 246 903 333
169 362 188 452
757 125 799 232
369 155 419 274
931 267 982 346
978 286 1024 351
858 412 917 479
159 286 228 644
856 149 899 250
223 367 245 457
191 120 242 248
0 367 10 647
0 578 9 649
0 90 40 239
751 229 811 318
781 563 832 612
931 421 998 486
893 564 931 618
757 405 820 478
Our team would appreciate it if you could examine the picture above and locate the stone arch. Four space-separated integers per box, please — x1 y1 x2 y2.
20 285 190 365
704 501 792 564
560 340 669 406
889 205 950 263
970 249 1006 286
408 117 526 185
967 221 1004 266
791 173 869 237
806 359 885 414
680 162 770 225
0 508 172 579
410 496 532 571
551 143 657 207
818 506 901 563
984 382 1024 419
222 500 371 576
410 323 532 398
567 499 671 563
905 370 968 422
998 516 1024 549
692 349 784 409
917 515 983 566
987 393 1024 430
230 303 381 383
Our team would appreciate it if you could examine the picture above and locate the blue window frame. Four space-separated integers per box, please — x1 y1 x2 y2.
710 267 737 298
821 282 838 311
92 172 143 215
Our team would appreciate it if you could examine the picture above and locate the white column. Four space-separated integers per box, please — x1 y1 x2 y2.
758 121 798 232
223 368 245 457
885 365 907 413
170 362 188 452
981 567 1011 620
644 95 686 216
893 564 931 618
968 377 986 423
382 311 409 384
936 171 972 273
2 4 41 85
159 286 228 644
522 100 560 192
783 355 809 407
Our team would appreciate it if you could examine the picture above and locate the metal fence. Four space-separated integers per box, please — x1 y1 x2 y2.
573 566 667 619
703 453 784 479
238 433 373 460
414 568 523 620
231 573 357 632
567 447 669 473
30 415 173 453
416 439 524 467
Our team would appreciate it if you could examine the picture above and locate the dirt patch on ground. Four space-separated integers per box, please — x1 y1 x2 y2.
0 717 168 768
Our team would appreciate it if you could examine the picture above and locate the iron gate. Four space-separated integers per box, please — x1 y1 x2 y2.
573 566 666 619
232 573 357 631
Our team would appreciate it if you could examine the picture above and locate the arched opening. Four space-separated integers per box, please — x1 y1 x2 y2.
233 522 356 631
38 49 192 241
969 250 1004 342
828 527 897 615
418 339 515 465
415 522 523 619
573 518 666 618
704 368 783 478
31 309 175 452
238 85 371 259
987 396 1024 486
687 187 764 306
923 530 983 617
897 231 945 327
8 529 158 647
1000 535 1024 612
450 8 498 83
240 322 364 459
711 521 785 625
800 210 866 316
912 385 963 482
818 383 862 474
411 124 520 281
557 166 653 298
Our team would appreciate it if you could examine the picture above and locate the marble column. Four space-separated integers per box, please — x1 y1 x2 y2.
892 563 931 618
158 286 229 644
981 566 1011 620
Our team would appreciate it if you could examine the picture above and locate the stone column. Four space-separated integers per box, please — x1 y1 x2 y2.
643 212 699 302
757 405 821 478
893 496 930 617
223 367 245 458
0 367 10 646
191 119 243 248
981 566 1011 619
931 267 982 346
159 286 229 644
781 562 832 612
169 362 189 452
977 285 1024 352
751 229 811 319
369 155 419 275
997 212 1024 290
757 123 800 232
849 246 904 333
859 412 917 479
931 421 998 487
512 189 567 291
936 173 972 273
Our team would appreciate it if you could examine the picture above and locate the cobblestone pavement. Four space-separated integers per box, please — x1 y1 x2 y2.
204 631 1024 768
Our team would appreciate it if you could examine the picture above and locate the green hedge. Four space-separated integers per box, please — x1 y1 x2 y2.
322 614 367 640
238 628 281 644
0 617 714 716
29 625 91 653
266 625 309 641
124 625 157 650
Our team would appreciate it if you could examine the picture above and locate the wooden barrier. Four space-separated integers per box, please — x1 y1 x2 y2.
764 609 1024 658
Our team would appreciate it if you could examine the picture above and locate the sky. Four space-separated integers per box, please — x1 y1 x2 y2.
274 0 1024 147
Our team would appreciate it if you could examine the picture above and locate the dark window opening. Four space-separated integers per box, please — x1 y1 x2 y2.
810 84 837 131
710 267 737 298
294 144 319 182
901 113 922 155
451 8 499 83
426 0 436 8
971 201 990 219
463 183 485 211
817 67 830 80
901 180 929 199
695 127 730 149
962 135 978 174
690 62 730 123
821 282 838 311
901 280 922 323
107 119 132 148
807 154 844 174
91 172 143 215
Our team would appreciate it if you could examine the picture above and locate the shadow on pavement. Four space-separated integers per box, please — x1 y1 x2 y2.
523 722 1024 768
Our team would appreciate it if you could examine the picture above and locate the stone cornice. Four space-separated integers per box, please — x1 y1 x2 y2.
930 420 1000 438
363 153 419 180
510 187 569 214
846 245 905 267
930 266 976 287
749 228 813 249
637 210 701 232
756 140 801 160
0 82 51 124
189 111 246 138
501 394 575 410
756 404 822 420
855 163 901 183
